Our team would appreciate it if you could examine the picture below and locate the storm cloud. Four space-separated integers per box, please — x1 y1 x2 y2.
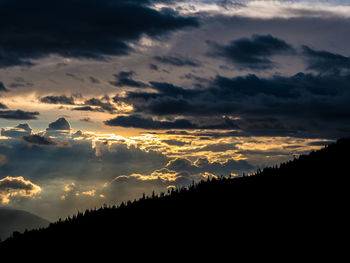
110 69 350 138
208 34 294 69
0 0 198 67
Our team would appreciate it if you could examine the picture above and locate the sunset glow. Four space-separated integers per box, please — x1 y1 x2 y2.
1 0 348 222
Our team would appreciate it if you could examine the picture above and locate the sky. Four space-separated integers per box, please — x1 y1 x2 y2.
0 0 349 221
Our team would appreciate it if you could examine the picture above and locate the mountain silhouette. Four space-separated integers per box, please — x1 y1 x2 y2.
0 138 348 254
0 209 49 241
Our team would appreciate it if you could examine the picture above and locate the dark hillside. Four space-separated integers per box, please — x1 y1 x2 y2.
0 209 49 241
1 138 348 253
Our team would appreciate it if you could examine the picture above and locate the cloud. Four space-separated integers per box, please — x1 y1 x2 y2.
110 71 148 88
0 136 170 184
208 34 294 69
47 118 71 131
0 176 41 204
162 139 188 146
1 123 32 138
113 68 350 138
22 135 58 146
302 45 350 74
0 110 39 120
40 95 75 105
83 97 116 114
199 143 236 152
0 82 8 92
307 140 334 146
104 114 239 130
165 156 255 175
149 64 159 71
71 130 84 139
89 76 100 84
0 102 7 109
71 95 118 114
0 0 198 68
102 168 218 205
72 106 104 112
105 115 197 129
154 55 200 67
80 117 93 123
45 117 71 137
66 73 84 82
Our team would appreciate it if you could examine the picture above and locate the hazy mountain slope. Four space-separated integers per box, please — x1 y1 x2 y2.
0 209 49 241
0 138 348 252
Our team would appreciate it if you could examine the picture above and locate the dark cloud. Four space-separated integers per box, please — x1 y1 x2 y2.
302 45 350 74
166 157 255 175
307 140 334 146
1 123 32 138
0 54 34 68
104 114 239 130
23 135 58 146
72 130 84 138
83 97 116 114
80 117 93 123
0 0 198 68
115 74 304 117
89 76 100 84
154 55 200 67
110 71 148 88
0 102 7 109
72 106 104 112
40 95 75 105
165 130 189 135
8 78 33 88
199 143 236 152
208 34 294 69
47 118 71 131
0 82 8 92
0 110 39 120
180 73 209 83
162 139 188 146
105 115 197 129
66 73 84 82
112 69 350 138
45 118 71 137
149 64 159 71
150 81 192 96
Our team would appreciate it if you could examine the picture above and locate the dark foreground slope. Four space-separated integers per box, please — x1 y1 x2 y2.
1 138 348 253
0 209 49 241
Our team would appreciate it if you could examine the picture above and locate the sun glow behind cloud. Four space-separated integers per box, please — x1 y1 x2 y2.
0 176 41 204
153 0 350 18
0 0 348 222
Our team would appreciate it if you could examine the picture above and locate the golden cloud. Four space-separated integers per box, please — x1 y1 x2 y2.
0 176 41 204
